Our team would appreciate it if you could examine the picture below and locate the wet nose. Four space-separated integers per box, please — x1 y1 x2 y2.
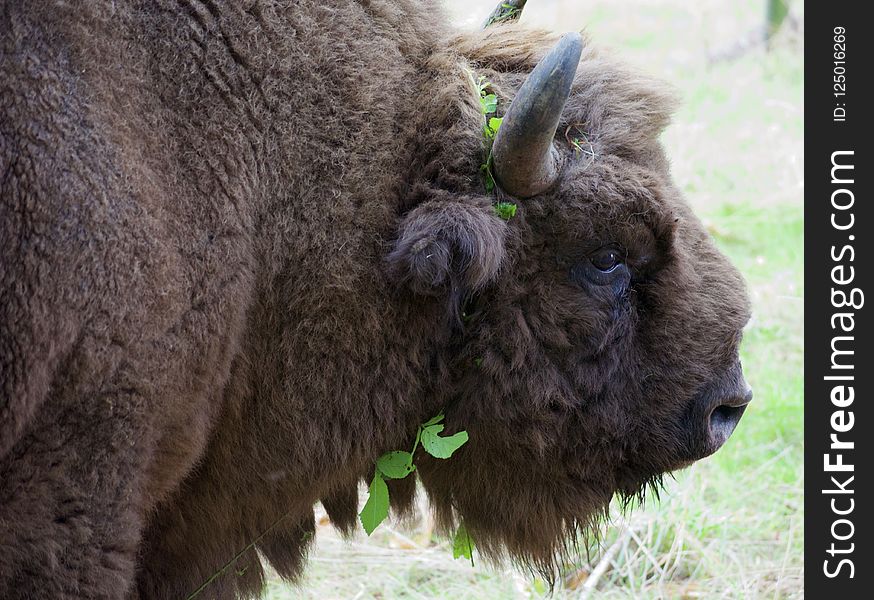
708 387 752 451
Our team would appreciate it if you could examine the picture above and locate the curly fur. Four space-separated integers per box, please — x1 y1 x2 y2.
1 1 750 598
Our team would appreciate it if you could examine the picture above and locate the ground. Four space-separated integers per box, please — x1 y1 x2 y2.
264 0 804 597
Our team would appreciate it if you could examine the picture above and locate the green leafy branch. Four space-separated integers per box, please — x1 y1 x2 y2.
189 419 472 597
359 414 475 562
477 76 503 195
476 77 518 223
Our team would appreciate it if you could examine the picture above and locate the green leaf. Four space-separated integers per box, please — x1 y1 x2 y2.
421 413 445 428
766 0 790 37
452 523 475 562
359 474 389 535
376 451 415 479
480 94 498 115
477 76 490 95
488 117 503 133
494 202 517 220
423 423 443 435
421 424 469 459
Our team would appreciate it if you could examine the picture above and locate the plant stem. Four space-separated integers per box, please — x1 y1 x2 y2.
186 511 293 599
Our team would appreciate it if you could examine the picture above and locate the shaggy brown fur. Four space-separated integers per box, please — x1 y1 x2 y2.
0 1 751 598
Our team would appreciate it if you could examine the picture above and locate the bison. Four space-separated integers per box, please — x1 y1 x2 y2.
0 0 752 598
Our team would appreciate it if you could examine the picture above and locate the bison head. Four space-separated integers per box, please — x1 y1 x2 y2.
388 22 751 573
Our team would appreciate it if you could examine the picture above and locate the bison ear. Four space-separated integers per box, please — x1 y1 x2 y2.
387 195 507 301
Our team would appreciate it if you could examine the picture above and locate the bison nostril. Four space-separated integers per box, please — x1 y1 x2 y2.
707 391 751 451
711 403 745 430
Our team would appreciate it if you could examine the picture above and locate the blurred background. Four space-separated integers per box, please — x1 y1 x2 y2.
268 0 804 597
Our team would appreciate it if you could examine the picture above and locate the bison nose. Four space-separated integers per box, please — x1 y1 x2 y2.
689 361 751 459
707 387 752 451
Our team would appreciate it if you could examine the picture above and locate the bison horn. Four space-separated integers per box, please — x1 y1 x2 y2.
491 32 583 198
482 0 527 28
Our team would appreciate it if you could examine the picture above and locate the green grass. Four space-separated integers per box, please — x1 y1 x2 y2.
267 1 803 597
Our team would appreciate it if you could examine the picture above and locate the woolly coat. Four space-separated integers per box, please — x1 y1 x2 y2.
0 1 750 598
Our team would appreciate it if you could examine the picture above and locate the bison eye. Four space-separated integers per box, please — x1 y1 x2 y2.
569 244 629 289
590 246 622 272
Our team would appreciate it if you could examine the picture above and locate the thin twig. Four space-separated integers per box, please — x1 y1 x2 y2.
579 527 630 599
